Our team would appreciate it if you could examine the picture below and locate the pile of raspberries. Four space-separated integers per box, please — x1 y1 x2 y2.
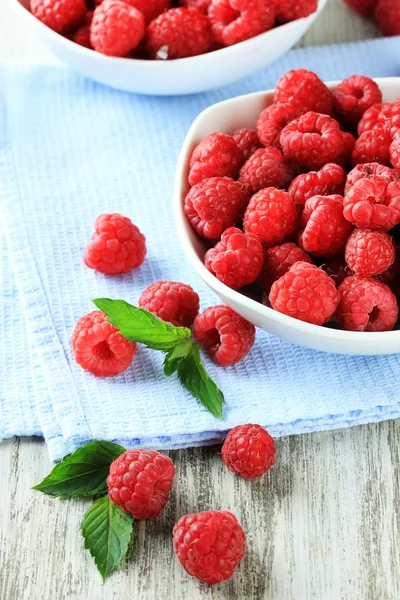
184 69 400 333
344 0 400 37
29 0 317 59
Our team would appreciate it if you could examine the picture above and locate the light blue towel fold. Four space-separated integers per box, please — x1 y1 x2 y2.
2 37 400 461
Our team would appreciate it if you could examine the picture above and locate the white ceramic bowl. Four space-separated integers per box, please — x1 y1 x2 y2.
174 77 400 355
12 0 326 95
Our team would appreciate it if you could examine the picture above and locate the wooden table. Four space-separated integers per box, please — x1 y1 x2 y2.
1 2 399 599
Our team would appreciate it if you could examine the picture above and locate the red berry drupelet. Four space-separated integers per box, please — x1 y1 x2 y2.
357 102 390 135
30 0 86 33
188 133 243 186
173 510 246 584
345 162 398 194
222 424 275 479
333 75 382 126
107 449 175 519
345 229 395 277
138 281 200 327
277 0 317 22
239 147 294 194
351 125 392 167
343 176 400 231
124 0 170 23
274 69 334 115
232 128 262 160
258 242 311 293
375 0 400 36
208 0 276 47
288 163 346 210
181 0 212 13
91 0 145 56
256 102 299 148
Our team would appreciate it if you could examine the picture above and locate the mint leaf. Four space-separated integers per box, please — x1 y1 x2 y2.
81 496 133 581
163 339 194 377
33 441 125 498
177 342 224 419
93 298 191 351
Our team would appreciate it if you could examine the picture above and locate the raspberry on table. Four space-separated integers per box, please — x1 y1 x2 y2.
277 0 317 22
208 0 276 46
333 75 382 127
181 0 212 12
288 163 346 210
145 7 212 59
188 133 243 187
256 102 299 148
71 310 137 377
269 261 340 325
222 424 275 479
121 0 170 23
232 128 262 160
107 449 175 519
84 213 146 274
90 0 145 57
193 305 256 366
375 0 400 36
72 11 93 48
205 227 264 289
138 281 200 327
173 510 246 584
343 176 400 230
184 177 249 239
273 69 334 115
30 0 86 33
243 187 299 248
337 275 398 332
344 0 377 16
345 229 395 277
357 102 390 135
239 147 294 195
351 125 392 167
321 256 353 287
258 242 311 293
344 163 398 194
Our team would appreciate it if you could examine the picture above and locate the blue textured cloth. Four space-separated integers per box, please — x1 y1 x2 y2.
2 37 400 461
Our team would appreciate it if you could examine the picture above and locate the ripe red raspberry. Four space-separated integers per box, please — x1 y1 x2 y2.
277 0 317 22
91 0 145 57
30 0 86 32
208 0 276 46
378 101 400 136
181 0 211 13
243 187 299 248
357 102 390 135
107 449 175 519
258 242 311 293
288 163 346 210
390 132 400 169
345 163 398 194
256 102 299 148
269 261 340 325
321 256 352 287
333 75 382 126
280 112 343 171
173 510 246 584
222 424 275 479
232 128 262 160
71 310 137 377
188 133 243 187
375 0 400 36
345 229 395 277
343 176 400 230
120 0 170 23
184 177 248 239
145 7 212 59
84 213 146 274
193 305 255 366
351 125 392 167
239 147 294 195
72 11 93 48
344 0 377 15
337 276 398 332
138 281 200 327
274 69 333 115
205 227 263 289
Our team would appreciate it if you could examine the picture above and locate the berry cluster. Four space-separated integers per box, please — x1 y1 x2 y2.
30 0 317 58
344 0 400 37
185 70 400 332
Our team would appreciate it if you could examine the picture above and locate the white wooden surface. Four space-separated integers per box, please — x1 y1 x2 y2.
1 2 399 599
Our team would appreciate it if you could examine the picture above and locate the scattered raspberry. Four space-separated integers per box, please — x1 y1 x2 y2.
357 102 390 135
184 177 249 239
277 0 317 22
337 276 398 332
343 176 400 230
30 0 86 32
333 75 382 126
188 133 243 187
146 7 212 59
239 147 294 194
173 510 246 584
288 163 346 210
344 0 377 16
91 0 145 57
138 281 200 326
243 187 299 248
123 0 170 23
258 242 311 293
375 0 400 36
71 310 137 377
181 0 211 13
72 11 93 48
208 0 276 46
232 128 262 160
390 132 400 169
205 227 263 289
222 424 275 479
345 163 398 194
193 305 255 366
321 256 352 287
345 229 395 277
256 102 299 148
107 450 175 519
351 125 392 167
274 69 333 115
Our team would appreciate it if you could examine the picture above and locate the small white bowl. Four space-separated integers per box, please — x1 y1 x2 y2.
12 0 326 95
174 77 400 355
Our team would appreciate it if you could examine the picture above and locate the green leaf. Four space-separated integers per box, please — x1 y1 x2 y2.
81 496 133 581
93 298 191 351
163 339 194 377
33 441 125 498
177 342 224 419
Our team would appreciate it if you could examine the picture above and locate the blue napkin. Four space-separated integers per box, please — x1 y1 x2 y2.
2 37 400 461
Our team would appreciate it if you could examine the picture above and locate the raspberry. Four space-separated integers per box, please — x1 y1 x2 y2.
298 195 352 257
188 133 243 187
351 125 392 167
243 187 299 248
91 0 145 57
375 0 400 36
345 163 398 194
258 242 311 293
337 276 398 332
193 305 256 366
280 112 343 171
238 147 294 195
321 256 352 287
333 75 382 126
30 0 86 32
344 0 377 15
173 511 246 584
107 449 175 519
84 213 146 274
256 102 299 148
390 132 400 169
138 281 200 326
181 0 211 13
277 0 317 22
337 131 356 168
269 261 340 325
146 7 212 59
288 163 346 210
377 101 400 136
345 229 395 277
232 128 262 160
357 102 390 135
222 424 275 479
72 11 93 48
343 176 400 230
184 177 249 239
208 0 276 46
205 227 263 289
274 69 333 115
71 310 136 377
122 0 170 23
